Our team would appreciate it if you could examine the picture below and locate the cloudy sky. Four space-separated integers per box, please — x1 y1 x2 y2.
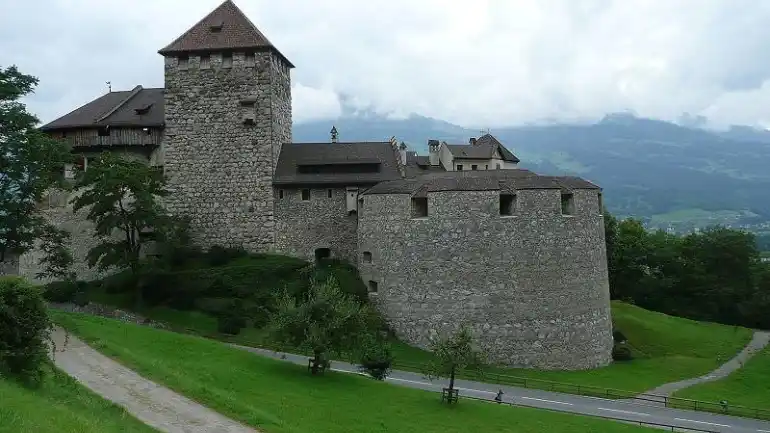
3 0 770 128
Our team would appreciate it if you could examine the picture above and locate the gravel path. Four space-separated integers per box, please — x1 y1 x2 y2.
49 327 258 433
643 330 770 397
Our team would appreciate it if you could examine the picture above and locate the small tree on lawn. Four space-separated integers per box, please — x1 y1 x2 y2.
71 152 172 307
268 275 371 375
424 324 487 402
1 65 72 270
358 334 394 380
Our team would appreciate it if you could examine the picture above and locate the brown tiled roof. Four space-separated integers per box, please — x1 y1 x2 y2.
446 133 520 163
362 169 600 196
40 86 164 130
158 0 293 68
274 142 403 186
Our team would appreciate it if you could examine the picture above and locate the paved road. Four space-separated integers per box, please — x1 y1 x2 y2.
51 328 258 433
231 344 770 433
646 331 770 396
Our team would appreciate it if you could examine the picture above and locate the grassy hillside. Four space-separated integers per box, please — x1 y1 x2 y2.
674 345 770 408
54 311 657 433
0 369 156 433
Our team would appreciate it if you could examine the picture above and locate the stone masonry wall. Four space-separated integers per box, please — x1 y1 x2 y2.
358 188 613 370
0 255 19 277
162 51 292 252
274 187 358 264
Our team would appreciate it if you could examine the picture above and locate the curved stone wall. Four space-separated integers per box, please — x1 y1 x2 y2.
358 188 612 370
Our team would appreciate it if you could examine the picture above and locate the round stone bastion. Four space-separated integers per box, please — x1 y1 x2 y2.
357 171 613 370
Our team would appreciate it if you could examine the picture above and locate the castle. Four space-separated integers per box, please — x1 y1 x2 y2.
17 0 613 370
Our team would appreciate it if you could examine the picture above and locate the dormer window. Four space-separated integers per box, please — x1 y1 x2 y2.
209 21 224 32
142 127 152 136
134 104 152 115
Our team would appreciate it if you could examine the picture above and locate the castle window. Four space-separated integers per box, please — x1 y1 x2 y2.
598 192 604 215
301 189 310 201
222 53 233 68
368 280 378 293
471 164 478 170
363 251 372 263
142 127 152 135
485 165 489 169
456 165 463 171
411 197 428 218
245 53 256 67
327 189 333 198
278 189 284 199
200 54 211 69
178 55 189 70
561 192 575 215
500 193 516 216
97 127 109 137
496 164 501 169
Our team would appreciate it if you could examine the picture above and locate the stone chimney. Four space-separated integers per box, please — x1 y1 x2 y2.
399 142 408 166
428 139 440 166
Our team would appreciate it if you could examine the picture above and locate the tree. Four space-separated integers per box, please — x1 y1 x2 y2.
0 65 72 268
357 334 394 380
71 152 172 306
423 324 487 401
35 224 75 282
268 275 373 375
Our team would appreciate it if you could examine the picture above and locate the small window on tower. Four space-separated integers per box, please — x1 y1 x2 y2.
500 194 516 216
456 165 463 171
178 55 189 70
245 53 256 67
411 197 428 218
278 189 284 199
368 280 379 293
200 54 211 69
561 192 575 215
327 189 333 198
598 193 604 215
222 53 233 68
301 189 310 201
471 164 478 170
363 251 372 263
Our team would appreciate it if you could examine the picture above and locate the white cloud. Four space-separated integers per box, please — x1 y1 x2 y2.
3 0 770 128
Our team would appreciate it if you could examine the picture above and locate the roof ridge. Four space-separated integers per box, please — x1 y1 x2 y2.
96 85 143 123
158 1 230 55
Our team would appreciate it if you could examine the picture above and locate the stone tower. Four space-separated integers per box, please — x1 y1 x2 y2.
158 0 293 251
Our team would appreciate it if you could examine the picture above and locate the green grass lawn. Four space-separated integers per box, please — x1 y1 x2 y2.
87 297 752 396
0 368 156 433
52 311 660 433
673 344 770 412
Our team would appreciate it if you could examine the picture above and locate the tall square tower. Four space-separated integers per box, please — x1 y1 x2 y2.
158 0 293 250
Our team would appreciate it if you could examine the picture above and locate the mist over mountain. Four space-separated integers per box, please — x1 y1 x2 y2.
293 112 770 231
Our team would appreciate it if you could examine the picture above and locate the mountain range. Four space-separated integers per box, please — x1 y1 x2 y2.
293 112 770 231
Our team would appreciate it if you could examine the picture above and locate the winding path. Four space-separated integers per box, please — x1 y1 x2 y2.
643 330 770 397
49 328 258 433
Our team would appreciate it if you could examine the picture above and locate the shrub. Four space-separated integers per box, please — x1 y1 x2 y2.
612 344 633 361
0 276 53 385
612 329 627 343
206 245 248 267
42 280 80 303
358 338 394 380
218 315 246 335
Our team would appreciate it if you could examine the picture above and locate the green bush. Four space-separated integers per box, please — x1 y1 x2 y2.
0 276 53 385
42 280 80 303
217 315 246 335
612 344 633 361
358 338 394 380
206 245 249 267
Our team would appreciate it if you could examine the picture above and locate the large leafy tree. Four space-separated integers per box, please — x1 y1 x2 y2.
71 152 172 304
0 65 71 269
268 275 373 375
423 324 487 399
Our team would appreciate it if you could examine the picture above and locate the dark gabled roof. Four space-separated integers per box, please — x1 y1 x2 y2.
274 142 402 186
362 169 600 196
404 150 445 178
40 86 164 130
445 134 520 163
158 0 294 68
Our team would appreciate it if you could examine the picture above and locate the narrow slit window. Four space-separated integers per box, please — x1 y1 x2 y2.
368 280 378 293
561 192 575 215
500 194 516 216
598 192 604 214
301 189 310 201
327 189 333 198
363 251 372 263
411 197 428 218
278 189 284 199
200 55 211 69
